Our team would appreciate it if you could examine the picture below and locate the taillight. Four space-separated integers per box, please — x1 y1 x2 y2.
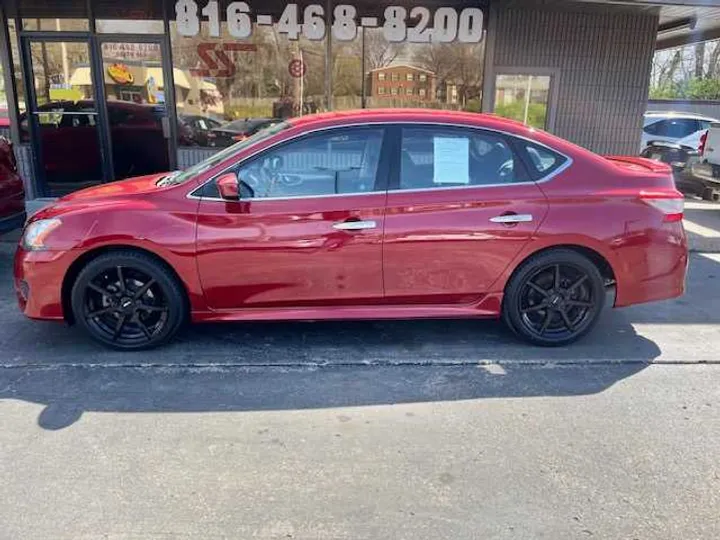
699 130 708 156
640 192 684 223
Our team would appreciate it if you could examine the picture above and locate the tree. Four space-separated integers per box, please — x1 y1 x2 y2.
650 38 720 99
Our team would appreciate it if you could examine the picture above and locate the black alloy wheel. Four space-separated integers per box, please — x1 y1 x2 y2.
503 249 606 346
71 251 186 350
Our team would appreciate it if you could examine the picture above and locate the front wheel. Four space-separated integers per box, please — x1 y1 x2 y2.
502 249 606 346
70 251 187 350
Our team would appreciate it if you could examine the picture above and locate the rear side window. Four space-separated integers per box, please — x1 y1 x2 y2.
397 126 528 190
520 141 567 177
643 120 664 135
644 118 699 138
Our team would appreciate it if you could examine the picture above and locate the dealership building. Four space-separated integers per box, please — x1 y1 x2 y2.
1 0 719 206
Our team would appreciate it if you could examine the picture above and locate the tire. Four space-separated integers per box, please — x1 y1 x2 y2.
702 187 716 202
502 249 606 346
70 250 187 350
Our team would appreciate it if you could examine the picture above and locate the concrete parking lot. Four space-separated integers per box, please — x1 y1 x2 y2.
1 242 720 538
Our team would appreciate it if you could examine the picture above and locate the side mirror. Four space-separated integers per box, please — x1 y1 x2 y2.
217 172 239 201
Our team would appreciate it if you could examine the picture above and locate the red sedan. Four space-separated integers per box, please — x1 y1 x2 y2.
14 109 688 350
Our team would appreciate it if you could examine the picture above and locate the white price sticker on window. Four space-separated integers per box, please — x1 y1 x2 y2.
433 136 470 184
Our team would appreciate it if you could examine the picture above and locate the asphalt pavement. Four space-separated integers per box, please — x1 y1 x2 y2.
1 248 719 539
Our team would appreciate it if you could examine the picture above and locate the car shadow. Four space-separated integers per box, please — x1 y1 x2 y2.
0 249 673 431
0 360 649 431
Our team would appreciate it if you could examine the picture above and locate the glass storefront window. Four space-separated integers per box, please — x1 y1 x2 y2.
330 1 485 112
6 21 27 141
170 2 327 148
95 0 165 34
25 40 104 196
169 1 487 148
20 0 89 31
494 74 552 130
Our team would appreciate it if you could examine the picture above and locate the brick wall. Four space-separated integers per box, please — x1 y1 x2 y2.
489 1 658 155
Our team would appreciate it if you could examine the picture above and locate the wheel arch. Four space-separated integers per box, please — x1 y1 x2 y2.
61 245 191 325
503 243 617 295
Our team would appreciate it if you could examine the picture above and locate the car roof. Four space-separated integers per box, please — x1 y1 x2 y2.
288 108 532 132
644 110 718 121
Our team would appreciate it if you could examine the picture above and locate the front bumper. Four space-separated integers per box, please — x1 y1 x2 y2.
14 246 77 320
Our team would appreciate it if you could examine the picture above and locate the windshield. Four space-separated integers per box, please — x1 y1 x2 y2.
160 120 291 186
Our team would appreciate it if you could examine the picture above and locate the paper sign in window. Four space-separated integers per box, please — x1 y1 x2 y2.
433 136 470 184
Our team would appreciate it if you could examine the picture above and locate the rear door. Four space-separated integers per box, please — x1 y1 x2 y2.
382 124 552 304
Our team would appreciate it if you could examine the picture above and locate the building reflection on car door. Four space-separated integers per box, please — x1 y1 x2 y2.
195 126 391 310
382 125 550 305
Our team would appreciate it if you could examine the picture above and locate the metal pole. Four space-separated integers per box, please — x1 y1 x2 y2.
324 0 332 111
361 26 366 109
300 49 304 116
523 75 532 126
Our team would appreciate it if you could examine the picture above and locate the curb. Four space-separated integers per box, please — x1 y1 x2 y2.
688 238 720 253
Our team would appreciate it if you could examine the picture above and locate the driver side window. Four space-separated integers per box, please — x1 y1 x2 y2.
397 126 526 191
234 127 385 199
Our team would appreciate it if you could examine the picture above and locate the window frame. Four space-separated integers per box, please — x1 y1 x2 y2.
190 122 573 201
195 125 393 201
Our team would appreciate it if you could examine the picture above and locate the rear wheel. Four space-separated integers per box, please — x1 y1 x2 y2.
70 251 186 350
502 249 606 346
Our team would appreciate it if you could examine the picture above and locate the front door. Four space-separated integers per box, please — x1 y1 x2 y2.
196 126 390 310
382 124 550 304
23 38 104 196
98 40 172 180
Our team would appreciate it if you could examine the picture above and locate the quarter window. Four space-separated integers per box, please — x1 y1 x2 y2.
521 142 567 176
231 128 385 199
397 127 527 190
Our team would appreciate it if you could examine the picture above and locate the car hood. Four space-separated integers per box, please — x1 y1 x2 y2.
59 172 171 202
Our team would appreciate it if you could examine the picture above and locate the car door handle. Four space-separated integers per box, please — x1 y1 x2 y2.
333 220 377 231
489 214 533 224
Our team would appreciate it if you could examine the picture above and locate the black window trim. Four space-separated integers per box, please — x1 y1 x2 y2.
188 121 573 201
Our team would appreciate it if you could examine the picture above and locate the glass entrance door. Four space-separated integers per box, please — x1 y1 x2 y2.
99 40 171 180
24 39 105 196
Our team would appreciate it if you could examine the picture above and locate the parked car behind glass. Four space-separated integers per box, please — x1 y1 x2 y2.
177 114 222 147
210 118 282 147
0 136 26 232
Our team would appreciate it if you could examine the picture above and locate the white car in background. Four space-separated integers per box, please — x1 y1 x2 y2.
642 111 718 151
702 122 720 177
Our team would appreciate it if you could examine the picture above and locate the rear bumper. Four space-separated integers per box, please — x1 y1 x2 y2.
14 246 76 320
614 222 688 308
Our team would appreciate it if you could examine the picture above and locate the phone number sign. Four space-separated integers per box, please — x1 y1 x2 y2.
175 1 485 44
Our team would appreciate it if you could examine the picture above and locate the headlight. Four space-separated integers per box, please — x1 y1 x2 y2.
22 218 62 251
